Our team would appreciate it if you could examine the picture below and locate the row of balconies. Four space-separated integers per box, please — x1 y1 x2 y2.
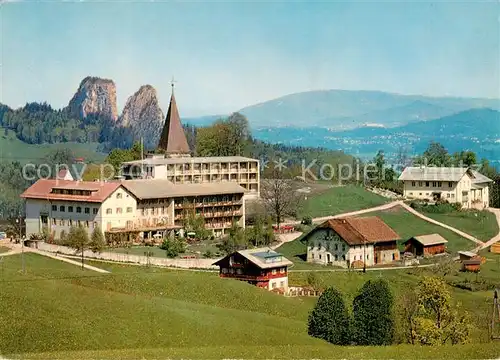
166 167 258 175
174 201 243 208
174 211 242 220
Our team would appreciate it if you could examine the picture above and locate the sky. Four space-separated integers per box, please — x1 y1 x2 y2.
1 0 499 116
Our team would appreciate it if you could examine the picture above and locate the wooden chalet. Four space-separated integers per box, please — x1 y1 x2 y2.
403 233 448 257
462 259 481 272
213 248 293 292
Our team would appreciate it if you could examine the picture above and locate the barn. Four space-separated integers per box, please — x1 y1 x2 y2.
403 233 447 257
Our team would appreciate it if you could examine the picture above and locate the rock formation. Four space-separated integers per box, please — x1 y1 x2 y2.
67 76 118 121
118 85 165 149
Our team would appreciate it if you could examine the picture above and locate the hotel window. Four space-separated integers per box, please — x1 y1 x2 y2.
280 281 285 288
319 254 322 260
342 244 346 251
106 208 112 214
342 255 346 261
334 244 338 251
447 193 450 198
272 269 277 275
280 267 285 274
448 182 453 188
116 193 122 199
411 181 416 186
84 207 90 214
418 181 423 186
419 193 422 196
126 207 133 213
93 208 98 215
334 254 338 261
272 282 277 289
51 205 57 211
76 207 82 213
432 182 437 187
438 182 442 187
116 208 122 214
59 205 65 212
425 181 430 187
68 206 73 213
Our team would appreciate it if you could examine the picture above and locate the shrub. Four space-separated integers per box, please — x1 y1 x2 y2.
352 279 394 345
308 287 351 345
301 216 313 226
202 250 214 258
160 237 186 258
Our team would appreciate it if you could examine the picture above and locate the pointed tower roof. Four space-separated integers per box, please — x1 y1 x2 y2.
157 82 190 154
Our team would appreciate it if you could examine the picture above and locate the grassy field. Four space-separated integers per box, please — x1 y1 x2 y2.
0 128 105 164
1 253 499 359
421 210 498 242
371 206 476 254
109 240 221 258
297 185 388 219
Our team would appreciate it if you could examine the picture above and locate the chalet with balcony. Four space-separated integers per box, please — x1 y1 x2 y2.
213 248 293 291
305 216 401 268
399 166 492 209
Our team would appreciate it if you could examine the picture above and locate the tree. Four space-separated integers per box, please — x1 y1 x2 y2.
352 279 394 345
452 151 477 167
67 226 90 270
308 287 351 345
245 215 275 247
105 141 142 172
401 277 471 345
417 141 451 167
373 150 385 181
182 208 211 241
261 170 300 228
219 221 247 255
160 237 186 258
89 226 105 253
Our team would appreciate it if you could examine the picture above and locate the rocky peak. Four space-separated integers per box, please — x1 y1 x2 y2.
67 76 118 121
118 85 165 149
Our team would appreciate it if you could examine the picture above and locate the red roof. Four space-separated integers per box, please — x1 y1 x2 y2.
157 93 191 154
317 216 401 245
21 179 122 203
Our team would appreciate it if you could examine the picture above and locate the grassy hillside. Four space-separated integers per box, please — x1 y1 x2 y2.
421 210 498 242
0 128 105 164
297 185 389 219
1 253 499 359
370 206 475 254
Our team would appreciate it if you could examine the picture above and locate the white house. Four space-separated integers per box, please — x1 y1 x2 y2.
305 216 401 268
398 166 492 209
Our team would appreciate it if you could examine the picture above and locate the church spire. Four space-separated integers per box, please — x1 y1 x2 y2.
157 78 190 155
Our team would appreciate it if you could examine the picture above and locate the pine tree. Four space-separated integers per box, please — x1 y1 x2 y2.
308 287 351 345
89 226 105 253
352 279 394 345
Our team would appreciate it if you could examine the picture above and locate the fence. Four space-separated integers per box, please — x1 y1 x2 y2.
33 242 220 270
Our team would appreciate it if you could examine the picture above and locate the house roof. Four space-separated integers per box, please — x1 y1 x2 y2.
457 251 477 258
462 259 481 265
470 170 493 184
20 179 121 203
157 92 191 154
121 179 246 199
316 216 401 246
55 163 86 181
398 167 472 182
122 155 258 166
405 233 448 246
213 247 293 269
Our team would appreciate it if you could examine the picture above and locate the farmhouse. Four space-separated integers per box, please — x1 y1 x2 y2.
120 86 260 199
305 216 401 268
403 233 448 257
213 248 293 292
21 178 245 240
398 166 492 209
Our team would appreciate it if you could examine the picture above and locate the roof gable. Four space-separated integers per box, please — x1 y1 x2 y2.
213 247 293 269
315 216 400 245
21 179 122 203
398 166 470 182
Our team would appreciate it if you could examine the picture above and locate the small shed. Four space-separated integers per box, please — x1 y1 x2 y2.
490 243 500 254
461 259 481 272
458 251 478 261
403 234 448 257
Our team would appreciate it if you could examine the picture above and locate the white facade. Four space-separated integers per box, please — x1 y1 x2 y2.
401 172 490 209
268 276 288 291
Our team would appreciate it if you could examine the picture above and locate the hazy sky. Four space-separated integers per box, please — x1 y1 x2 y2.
1 1 499 116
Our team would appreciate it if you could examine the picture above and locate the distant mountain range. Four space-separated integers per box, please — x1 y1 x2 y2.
252 108 500 163
239 90 499 129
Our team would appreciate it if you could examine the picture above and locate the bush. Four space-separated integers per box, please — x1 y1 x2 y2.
301 216 313 226
308 287 351 345
160 237 186 258
202 250 214 258
352 279 394 345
